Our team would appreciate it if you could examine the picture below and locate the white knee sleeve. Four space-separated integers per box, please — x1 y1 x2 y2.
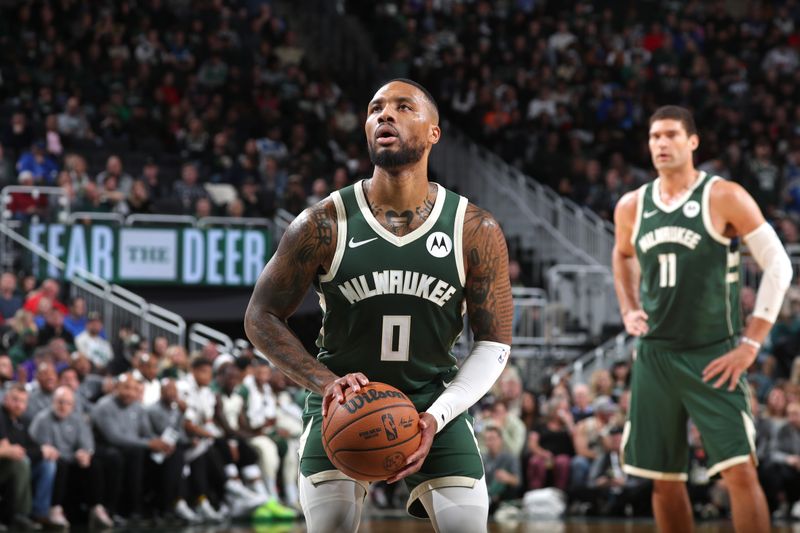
418 476 489 533
299 473 367 533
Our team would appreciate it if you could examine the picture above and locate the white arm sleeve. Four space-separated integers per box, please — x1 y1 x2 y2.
744 222 793 323
425 340 510 433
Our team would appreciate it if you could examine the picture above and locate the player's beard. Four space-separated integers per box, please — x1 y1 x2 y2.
368 136 426 169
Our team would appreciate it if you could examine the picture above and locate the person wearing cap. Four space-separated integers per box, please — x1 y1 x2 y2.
585 424 651 516
15 140 58 185
570 396 621 495
75 312 113 372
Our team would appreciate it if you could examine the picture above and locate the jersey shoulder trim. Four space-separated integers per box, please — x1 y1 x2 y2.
319 190 347 283
701 176 731 246
454 196 468 286
630 183 648 246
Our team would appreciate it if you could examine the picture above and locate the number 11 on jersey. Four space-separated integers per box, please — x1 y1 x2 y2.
658 253 677 288
381 315 411 361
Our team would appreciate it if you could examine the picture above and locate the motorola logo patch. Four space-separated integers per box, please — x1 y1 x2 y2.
426 232 452 258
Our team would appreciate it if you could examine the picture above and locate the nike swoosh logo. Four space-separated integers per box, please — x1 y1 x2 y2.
643 210 659 218
348 237 378 248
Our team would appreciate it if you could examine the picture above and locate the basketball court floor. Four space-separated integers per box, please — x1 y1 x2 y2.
64 518 799 532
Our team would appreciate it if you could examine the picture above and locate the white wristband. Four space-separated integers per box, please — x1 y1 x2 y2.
740 336 761 350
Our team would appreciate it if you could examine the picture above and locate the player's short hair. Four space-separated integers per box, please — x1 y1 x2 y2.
382 78 439 119
649 105 697 136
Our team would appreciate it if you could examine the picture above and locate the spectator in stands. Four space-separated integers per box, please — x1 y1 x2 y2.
91 373 174 523
74 181 113 213
178 357 228 521
495 366 524 417
160 345 189 380
62 297 88 338
571 383 594 423
72 354 112 405
610 361 631 402
75 312 113 372
37 307 74 348
29 386 100 528
764 400 800 519
139 157 167 202
173 162 208 214
0 356 14 399
16 141 58 185
0 273 22 321
145 378 201 523
44 116 63 159
306 178 329 207
589 369 614 399
2 112 33 159
8 323 38 368
120 179 153 215
0 144 14 188
0 384 57 529
95 155 134 197
487 400 526 458
0 385 34 530
281 174 307 216
57 97 94 141
520 390 541 431
266 366 304 509
585 425 650 516
23 280 66 317
7 170 49 220
570 397 620 493
482 425 521 515
240 176 276 219
194 197 213 218
132 353 160 406
213 363 287 518
526 397 575 491
24 362 58 424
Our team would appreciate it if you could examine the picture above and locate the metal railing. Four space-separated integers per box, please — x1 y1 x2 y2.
0 221 187 349
188 323 233 355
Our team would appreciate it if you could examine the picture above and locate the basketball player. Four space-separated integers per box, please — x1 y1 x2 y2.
245 79 513 532
613 105 792 532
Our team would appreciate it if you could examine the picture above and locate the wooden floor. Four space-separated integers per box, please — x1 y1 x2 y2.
90 519 792 532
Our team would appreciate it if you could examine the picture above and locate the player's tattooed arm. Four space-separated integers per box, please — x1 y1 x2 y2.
462 204 513 345
244 199 339 395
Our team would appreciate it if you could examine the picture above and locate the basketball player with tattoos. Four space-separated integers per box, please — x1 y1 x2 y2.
245 79 513 532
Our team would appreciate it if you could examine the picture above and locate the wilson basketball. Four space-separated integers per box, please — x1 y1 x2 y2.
322 382 421 481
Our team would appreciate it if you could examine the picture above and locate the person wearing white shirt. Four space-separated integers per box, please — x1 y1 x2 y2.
74 313 113 371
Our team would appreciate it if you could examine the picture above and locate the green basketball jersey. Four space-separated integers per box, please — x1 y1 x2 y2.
313 180 467 392
632 171 741 350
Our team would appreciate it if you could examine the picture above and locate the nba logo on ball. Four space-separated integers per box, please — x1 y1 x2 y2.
426 232 452 258
382 413 398 441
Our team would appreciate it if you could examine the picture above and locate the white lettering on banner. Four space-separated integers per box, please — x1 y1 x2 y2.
182 229 204 283
225 229 242 285
118 229 176 280
206 229 224 285
26 224 268 285
243 231 265 285
65 225 88 279
28 225 47 277
47 225 65 278
92 226 114 279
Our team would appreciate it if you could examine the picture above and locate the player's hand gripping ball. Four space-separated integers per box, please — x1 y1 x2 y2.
322 381 422 481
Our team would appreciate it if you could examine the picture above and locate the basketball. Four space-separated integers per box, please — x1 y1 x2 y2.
322 382 421 481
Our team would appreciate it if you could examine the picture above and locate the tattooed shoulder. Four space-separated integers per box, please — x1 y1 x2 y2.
281 198 337 271
462 203 512 343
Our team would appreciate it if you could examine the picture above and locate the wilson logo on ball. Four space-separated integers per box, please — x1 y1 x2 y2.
343 388 407 414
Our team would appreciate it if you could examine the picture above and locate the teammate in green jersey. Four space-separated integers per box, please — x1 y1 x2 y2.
613 105 792 533
245 79 513 533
